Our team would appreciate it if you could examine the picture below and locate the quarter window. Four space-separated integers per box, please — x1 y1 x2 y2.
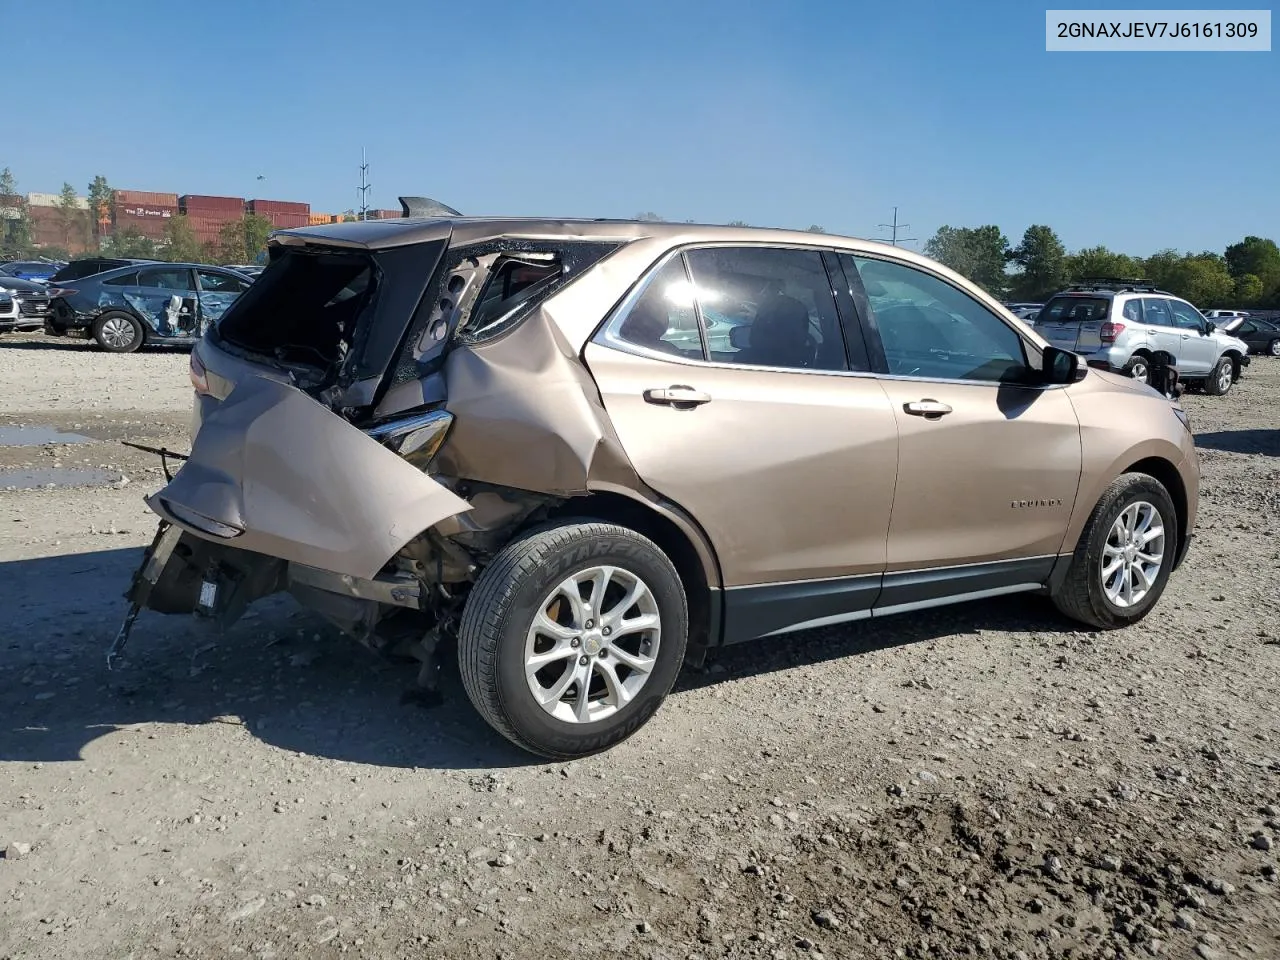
1122 299 1142 322
845 255 1032 383
102 271 139 286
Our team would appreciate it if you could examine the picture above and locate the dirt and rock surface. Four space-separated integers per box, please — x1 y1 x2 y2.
1 330 1278 960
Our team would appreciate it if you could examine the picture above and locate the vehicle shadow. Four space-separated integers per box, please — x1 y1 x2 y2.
0 339 193 354
1 546 1080 771
1194 428 1280 456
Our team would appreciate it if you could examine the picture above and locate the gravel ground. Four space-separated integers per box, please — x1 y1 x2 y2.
1 331 1278 960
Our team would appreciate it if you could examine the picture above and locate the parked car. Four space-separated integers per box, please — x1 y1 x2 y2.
1201 309 1249 322
0 276 52 332
224 263 265 278
1218 315 1280 357
45 263 254 352
1036 279 1250 395
47 257 158 285
116 216 1198 759
1004 302 1044 322
0 259 63 283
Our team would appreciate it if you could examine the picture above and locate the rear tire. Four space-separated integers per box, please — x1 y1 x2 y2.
1052 473 1178 630
93 312 144 353
1205 356 1234 396
1122 355 1151 384
458 520 688 760
1268 339 1280 357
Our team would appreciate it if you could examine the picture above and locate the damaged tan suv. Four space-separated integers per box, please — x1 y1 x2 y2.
115 208 1199 759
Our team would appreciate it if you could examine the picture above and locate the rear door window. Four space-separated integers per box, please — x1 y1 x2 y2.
684 247 849 372
140 268 196 292
1142 298 1175 328
612 256 703 359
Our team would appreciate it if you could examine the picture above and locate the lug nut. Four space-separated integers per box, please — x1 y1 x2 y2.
579 655 589 666
570 638 580 648
585 620 594 630
599 649 608 658
602 626 612 636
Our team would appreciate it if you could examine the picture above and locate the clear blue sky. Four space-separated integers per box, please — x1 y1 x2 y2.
7 0 1277 256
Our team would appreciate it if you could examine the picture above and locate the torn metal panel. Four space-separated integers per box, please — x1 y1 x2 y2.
148 375 472 580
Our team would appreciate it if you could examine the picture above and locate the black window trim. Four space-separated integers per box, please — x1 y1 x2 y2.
840 251 1055 390
597 241 871 379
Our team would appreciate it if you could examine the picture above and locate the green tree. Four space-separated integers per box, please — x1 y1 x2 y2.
805 225 826 234
162 214 205 263
1007 225 1067 301
106 225 160 259
726 219 750 227
56 182 91 251
1234 273 1264 305
1144 250 1234 308
635 211 664 222
1224 236 1280 306
88 175 114 236
924 225 1009 295
1065 245 1143 282
0 167 31 256
217 214 274 264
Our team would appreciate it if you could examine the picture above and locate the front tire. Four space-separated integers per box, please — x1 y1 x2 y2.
458 520 688 760
1205 356 1234 396
1052 473 1177 629
93 312 144 353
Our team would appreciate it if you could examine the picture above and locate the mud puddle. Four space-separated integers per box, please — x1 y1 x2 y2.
0 467 114 490
0 425 93 446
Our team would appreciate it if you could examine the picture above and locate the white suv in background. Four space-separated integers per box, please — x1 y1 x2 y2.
1036 279 1250 396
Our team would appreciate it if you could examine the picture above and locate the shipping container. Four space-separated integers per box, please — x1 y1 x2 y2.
116 189 179 207
113 201 178 222
28 192 89 209
247 198 309 216
309 213 334 225
180 194 245 214
370 208 403 220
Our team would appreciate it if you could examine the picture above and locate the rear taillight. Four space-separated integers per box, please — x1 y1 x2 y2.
45 287 77 298
1100 321 1125 343
189 350 210 396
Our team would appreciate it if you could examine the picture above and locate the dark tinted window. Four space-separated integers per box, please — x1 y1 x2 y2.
1039 296 1111 324
848 255 1032 383
140 268 195 291
198 270 249 293
614 256 703 358
102 271 139 286
684 247 848 371
215 251 376 369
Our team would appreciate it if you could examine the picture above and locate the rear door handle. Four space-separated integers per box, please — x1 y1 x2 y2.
1180 334 1191 340
904 399 952 419
644 385 712 407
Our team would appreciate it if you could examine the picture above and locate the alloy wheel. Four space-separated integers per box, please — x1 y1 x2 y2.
523 565 661 724
1100 500 1165 609
1270 340 1280 357
1217 362 1233 393
100 316 136 349
1129 360 1148 381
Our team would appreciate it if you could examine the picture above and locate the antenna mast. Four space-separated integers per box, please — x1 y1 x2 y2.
357 148 371 221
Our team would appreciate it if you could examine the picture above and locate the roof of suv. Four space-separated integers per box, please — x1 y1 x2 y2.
270 216 907 258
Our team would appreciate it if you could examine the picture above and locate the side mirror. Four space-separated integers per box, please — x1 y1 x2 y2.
729 325 751 349
1041 345 1082 384
1203 321 1216 334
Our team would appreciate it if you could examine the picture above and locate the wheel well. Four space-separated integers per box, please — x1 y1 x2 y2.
1223 350 1243 378
1124 456 1188 562
544 492 716 659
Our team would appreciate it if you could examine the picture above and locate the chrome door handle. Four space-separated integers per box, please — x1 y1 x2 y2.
644 385 712 407
1180 334 1191 339
903 399 952 419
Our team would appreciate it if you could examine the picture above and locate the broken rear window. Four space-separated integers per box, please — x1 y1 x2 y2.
461 255 562 343
213 251 377 372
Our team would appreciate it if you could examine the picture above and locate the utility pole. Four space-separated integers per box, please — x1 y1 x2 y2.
357 148 371 221
877 206 917 247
